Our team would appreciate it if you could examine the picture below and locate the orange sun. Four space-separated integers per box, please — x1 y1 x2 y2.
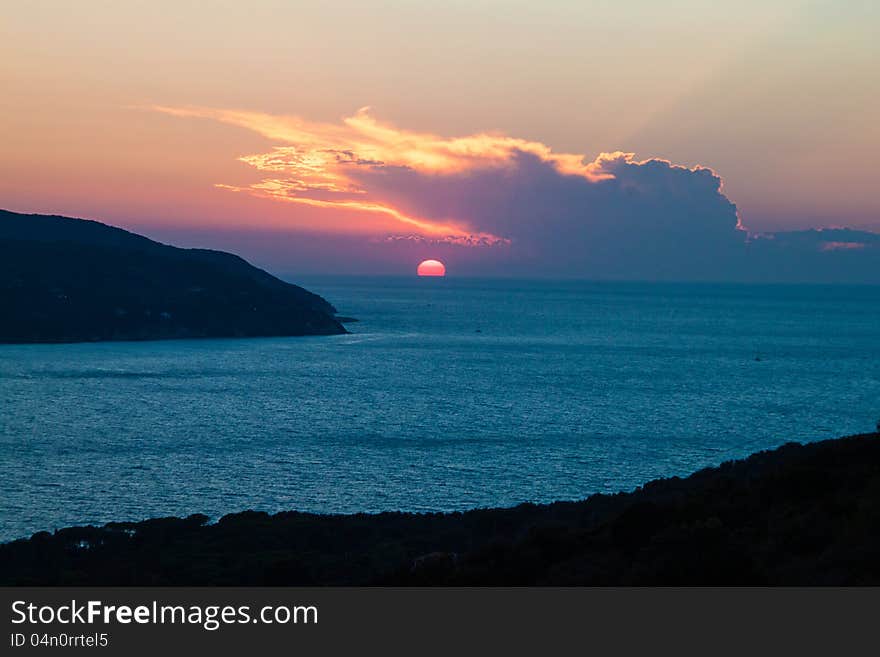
417 259 446 277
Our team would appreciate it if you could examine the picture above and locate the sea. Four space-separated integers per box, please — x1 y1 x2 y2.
1 278 879 542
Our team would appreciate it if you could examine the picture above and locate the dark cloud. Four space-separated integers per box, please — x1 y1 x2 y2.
156 106 880 282
347 150 880 282
349 151 739 278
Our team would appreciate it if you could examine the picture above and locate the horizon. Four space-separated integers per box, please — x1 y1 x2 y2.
2 1 879 282
6 206 880 285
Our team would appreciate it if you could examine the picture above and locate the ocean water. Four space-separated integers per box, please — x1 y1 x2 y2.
1 278 879 542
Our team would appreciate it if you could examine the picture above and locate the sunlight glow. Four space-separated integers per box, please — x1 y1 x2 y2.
152 106 650 244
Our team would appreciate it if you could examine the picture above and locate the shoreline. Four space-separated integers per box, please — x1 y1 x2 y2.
3 431 878 585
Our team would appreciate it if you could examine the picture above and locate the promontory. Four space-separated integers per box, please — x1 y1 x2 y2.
0 209 346 342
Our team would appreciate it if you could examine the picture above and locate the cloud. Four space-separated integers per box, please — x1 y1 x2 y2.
154 105 879 281
154 105 621 245
342 145 744 277
821 242 867 252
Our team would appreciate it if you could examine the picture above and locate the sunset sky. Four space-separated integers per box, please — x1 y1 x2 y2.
2 1 878 277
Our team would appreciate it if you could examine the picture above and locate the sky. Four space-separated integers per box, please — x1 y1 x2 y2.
1 1 878 280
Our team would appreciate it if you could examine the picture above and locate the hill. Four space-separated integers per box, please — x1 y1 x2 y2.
0 209 345 342
1 431 878 585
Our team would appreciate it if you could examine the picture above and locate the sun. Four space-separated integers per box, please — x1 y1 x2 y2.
417 259 446 277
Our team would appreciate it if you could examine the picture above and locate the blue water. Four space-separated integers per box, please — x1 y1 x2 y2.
1 278 879 542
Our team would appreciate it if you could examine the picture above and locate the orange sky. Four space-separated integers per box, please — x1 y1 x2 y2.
149 104 641 243
1 1 878 246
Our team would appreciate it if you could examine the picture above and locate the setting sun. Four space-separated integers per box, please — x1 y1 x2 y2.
417 259 446 277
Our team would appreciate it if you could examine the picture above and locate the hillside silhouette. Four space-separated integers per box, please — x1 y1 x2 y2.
0 209 345 342
2 432 878 585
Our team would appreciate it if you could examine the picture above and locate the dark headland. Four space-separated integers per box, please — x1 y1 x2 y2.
2 431 878 585
0 209 346 342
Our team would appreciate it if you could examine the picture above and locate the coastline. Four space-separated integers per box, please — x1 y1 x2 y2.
3 431 878 586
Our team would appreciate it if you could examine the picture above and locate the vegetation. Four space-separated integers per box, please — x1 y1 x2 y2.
0 209 345 342
2 432 878 585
